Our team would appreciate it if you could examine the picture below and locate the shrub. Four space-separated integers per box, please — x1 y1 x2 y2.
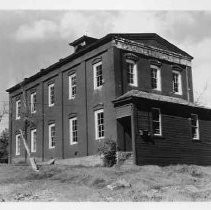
98 138 117 167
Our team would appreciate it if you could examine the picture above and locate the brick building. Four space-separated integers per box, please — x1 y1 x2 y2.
6 33 211 165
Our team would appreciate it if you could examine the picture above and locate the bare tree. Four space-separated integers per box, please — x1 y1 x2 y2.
194 81 208 106
0 102 8 123
18 84 39 172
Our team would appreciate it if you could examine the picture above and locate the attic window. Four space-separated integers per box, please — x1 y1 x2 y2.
69 36 98 53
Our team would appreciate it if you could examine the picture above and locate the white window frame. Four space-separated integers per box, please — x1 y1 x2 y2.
16 99 21 120
48 83 55 107
69 117 78 145
126 59 138 87
31 129 37 153
49 123 56 149
191 114 200 140
172 70 182 95
69 73 77 99
93 61 103 90
150 65 161 91
94 109 105 140
152 108 162 136
30 92 37 114
16 134 21 156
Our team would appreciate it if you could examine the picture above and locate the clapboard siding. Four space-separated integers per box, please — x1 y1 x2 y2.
135 100 211 166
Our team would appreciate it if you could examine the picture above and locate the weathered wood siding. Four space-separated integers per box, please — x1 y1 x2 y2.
134 99 211 166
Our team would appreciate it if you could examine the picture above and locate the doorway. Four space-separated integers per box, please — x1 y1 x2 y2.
117 116 132 151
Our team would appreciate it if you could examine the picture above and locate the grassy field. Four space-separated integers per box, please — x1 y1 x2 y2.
0 162 211 201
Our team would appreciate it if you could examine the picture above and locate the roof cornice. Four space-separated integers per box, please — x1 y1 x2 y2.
112 37 192 67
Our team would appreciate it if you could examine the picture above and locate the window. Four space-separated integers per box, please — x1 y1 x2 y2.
150 65 161 90
31 129 37 153
30 92 37 113
16 99 21 120
16 134 21 156
49 123 56 149
191 114 199 140
152 108 162 136
69 117 78 145
126 59 138 86
172 71 182 94
94 109 104 140
69 74 76 99
48 83 55 107
93 61 103 89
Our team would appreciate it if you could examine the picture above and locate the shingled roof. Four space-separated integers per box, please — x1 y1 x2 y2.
113 90 210 110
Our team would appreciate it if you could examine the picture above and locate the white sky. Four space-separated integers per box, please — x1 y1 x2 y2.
0 0 211 133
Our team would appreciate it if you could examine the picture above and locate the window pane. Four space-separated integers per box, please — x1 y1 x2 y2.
70 118 78 143
192 127 197 139
34 131 37 152
95 64 103 87
153 121 160 134
70 75 76 98
152 109 159 121
191 114 199 139
173 73 179 92
152 108 161 135
127 62 134 84
96 110 104 139
151 68 158 89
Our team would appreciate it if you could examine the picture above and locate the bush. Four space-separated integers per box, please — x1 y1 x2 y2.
98 138 117 167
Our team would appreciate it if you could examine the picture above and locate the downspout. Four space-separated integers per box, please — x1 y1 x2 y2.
9 96 12 164
61 72 64 159
41 82 45 161
131 102 137 165
186 66 190 102
84 61 89 156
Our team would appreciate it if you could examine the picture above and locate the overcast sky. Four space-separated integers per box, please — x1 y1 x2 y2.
0 10 211 131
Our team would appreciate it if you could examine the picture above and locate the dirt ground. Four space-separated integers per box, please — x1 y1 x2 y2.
0 163 211 202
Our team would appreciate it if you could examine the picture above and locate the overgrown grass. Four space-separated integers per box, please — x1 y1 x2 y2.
1 163 211 201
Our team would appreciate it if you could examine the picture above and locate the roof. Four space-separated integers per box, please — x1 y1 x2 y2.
113 90 211 110
69 35 98 46
6 33 193 93
110 33 193 59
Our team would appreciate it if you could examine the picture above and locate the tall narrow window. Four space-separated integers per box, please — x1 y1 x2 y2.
172 71 182 94
94 109 104 140
48 83 55 107
69 117 78 145
49 123 56 149
69 74 76 99
30 92 37 113
126 59 138 87
191 114 199 140
16 134 21 156
16 99 21 120
93 61 103 89
152 108 162 136
31 129 37 153
150 65 161 90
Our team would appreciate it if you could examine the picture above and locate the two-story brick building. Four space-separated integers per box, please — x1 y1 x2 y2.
6 33 211 165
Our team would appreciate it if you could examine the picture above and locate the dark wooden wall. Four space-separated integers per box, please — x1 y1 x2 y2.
134 99 211 166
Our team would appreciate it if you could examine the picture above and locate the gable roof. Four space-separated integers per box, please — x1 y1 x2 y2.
6 33 193 93
109 33 193 59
